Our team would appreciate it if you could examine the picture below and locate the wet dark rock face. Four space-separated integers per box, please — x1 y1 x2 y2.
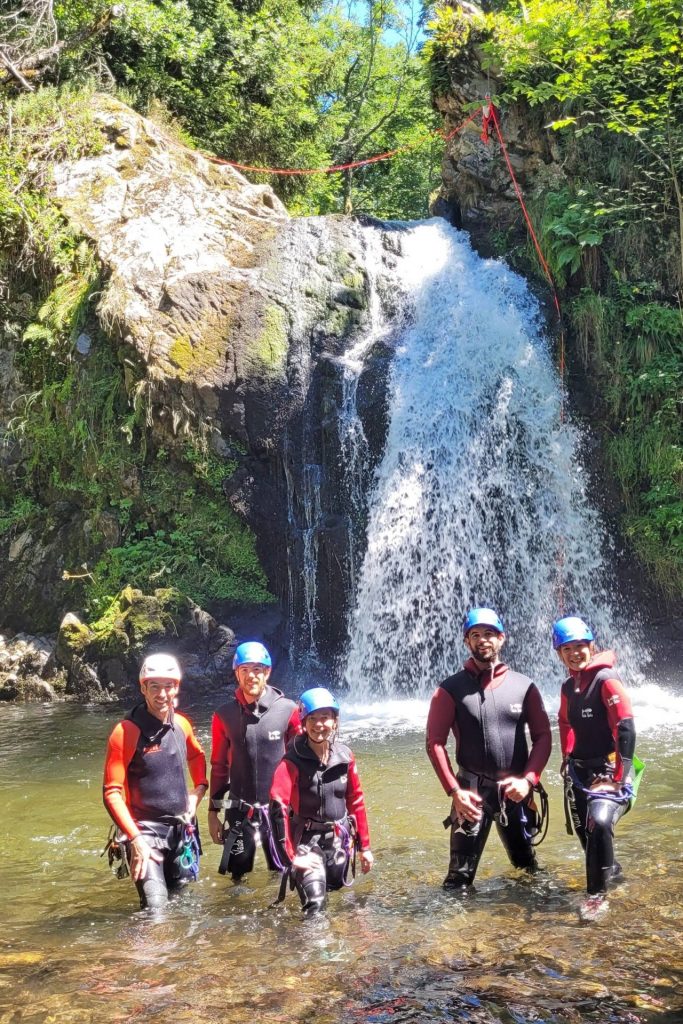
219 217 405 668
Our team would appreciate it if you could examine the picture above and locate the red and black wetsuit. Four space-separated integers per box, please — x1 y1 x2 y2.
559 649 636 894
103 702 208 908
426 658 551 885
209 685 300 878
270 736 371 912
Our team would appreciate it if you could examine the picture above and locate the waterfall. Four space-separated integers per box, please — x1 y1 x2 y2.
342 219 643 698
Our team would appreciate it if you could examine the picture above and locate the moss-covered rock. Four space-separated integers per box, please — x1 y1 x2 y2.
55 613 94 668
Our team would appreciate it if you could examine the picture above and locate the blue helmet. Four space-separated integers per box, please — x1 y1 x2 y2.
552 616 594 649
463 607 504 637
232 641 272 670
298 687 340 718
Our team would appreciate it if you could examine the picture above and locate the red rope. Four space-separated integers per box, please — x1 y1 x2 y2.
204 109 482 176
488 104 567 613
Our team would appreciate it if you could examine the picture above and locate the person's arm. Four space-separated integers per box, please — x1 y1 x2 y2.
103 722 140 840
176 715 209 816
269 759 298 864
558 687 574 760
285 707 303 744
601 678 636 782
425 687 459 795
502 685 552 801
103 722 163 881
346 754 373 873
522 684 552 785
426 686 482 822
208 712 230 844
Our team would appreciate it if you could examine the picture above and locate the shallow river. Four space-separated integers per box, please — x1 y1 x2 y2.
2 684 683 1024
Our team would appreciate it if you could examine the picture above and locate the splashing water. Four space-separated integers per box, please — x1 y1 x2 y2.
343 220 644 699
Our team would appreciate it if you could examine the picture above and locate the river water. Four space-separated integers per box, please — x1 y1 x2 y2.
3 220 681 1022
2 685 683 1024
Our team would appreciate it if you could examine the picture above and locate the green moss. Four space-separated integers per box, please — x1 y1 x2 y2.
254 304 288 370
88 586 186 657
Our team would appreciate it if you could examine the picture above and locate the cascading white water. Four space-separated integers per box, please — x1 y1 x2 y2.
343 219 644 698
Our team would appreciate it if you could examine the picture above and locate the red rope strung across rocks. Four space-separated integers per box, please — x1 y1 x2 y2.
204 109 482 175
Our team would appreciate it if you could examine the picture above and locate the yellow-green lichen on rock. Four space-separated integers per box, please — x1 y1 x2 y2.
254 303 289 372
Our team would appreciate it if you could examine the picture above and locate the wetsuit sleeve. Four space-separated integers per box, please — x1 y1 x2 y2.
102 722 140 841
269 759 298 864
558 687 574 758
346 754 371 851
176 715 209 788
425 687 459 795
522 684 552 784
209 712 230 809
600 678 635 781
285 708 303 744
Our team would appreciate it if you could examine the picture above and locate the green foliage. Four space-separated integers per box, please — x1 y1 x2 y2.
0 86 103 277
427 0 683 594
0 495 40 537
47 0 439 218
86 454 271 612
1 83 272 616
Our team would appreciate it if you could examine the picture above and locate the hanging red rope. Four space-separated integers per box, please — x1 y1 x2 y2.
203 109 482 176
485 102 567 612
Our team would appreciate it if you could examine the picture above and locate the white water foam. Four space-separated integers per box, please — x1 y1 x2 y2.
343 219 647 700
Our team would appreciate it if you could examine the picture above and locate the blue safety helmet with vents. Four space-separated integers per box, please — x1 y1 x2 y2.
462 607 505 637
298 687 340 718
552 616 594 649
232 641 272 670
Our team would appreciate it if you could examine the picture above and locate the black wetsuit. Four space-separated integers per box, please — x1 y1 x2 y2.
210 686 299 879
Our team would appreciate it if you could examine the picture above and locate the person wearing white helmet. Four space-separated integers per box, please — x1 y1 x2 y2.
426 607 552 890
207 641 301 883
552 616 638 922
102 653 208 910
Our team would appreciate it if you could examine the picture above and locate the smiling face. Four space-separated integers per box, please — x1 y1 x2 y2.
557 639 595 674
303 708 338 747
140 677 179 721
465 626 505 665
235 661 271 703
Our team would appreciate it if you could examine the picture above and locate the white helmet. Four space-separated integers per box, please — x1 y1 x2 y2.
139 653 182 684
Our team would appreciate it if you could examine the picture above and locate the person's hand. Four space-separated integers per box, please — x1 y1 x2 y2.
292 850 321 872
451 787 483 824
500 776 532 803
129 835 163 882
589 776 620 793
207 809 223 845
186 785 206 819
360 849 374 874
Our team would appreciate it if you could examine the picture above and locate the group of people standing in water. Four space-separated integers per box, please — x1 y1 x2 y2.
102 608 638 923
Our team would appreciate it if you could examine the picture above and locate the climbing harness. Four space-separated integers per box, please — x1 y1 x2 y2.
563 755 645 835
217 799 256 876
100 825 129 879
273 816 358 906
496 781 549 846
177 819 201 881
